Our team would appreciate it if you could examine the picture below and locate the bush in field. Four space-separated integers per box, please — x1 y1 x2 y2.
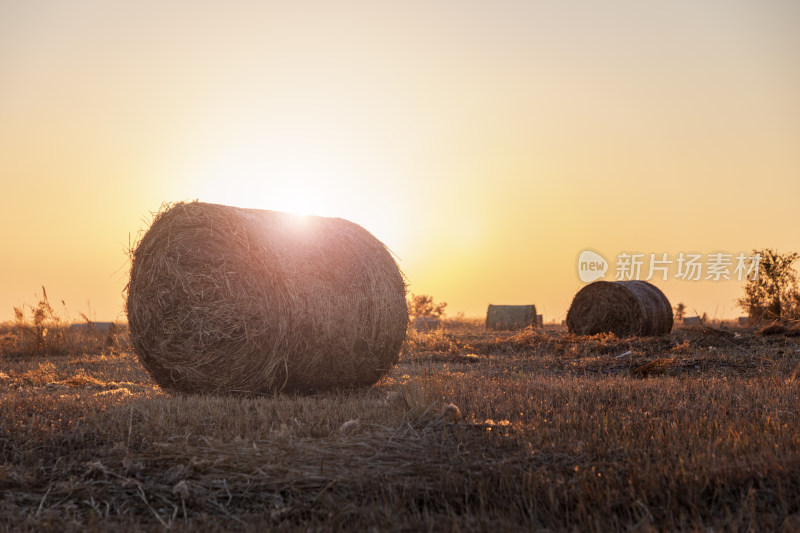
11 287 67 356
2 287 125 357
407 294 447 319
738 249 800 323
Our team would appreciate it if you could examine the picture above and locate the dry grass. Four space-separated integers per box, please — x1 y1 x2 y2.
126 201 407 395
0 320 128 360
1 322 800 530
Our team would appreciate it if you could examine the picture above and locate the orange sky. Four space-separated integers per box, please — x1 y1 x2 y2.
1 1 798 323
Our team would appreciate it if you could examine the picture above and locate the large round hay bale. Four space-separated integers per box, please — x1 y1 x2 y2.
126 201 408 395
566 280 673 337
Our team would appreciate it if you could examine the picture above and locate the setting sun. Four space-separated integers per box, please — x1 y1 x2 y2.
0 1 798 323
198 156 349 217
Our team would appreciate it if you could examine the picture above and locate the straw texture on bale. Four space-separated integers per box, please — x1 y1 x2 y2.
566 280 673 337
485 304 537 331
126 201 408 395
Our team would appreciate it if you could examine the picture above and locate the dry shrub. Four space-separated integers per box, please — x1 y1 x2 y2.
412 351 480 364
464 327 568 356
20 361 61 386
1 289 128 358
10 287 67 356
758 323 789 336
403 328 462 356
632 357 676 376
126 201 408 395
63 369 106 389
675 324 739 349
0 333 17 353
566 280 673 337
757 323 800 337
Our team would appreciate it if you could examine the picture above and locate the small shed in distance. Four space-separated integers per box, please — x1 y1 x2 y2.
413 317 441 331
486 304 537 331
69 322 116 334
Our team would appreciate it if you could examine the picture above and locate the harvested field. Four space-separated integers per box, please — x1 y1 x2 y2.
1 322 800 531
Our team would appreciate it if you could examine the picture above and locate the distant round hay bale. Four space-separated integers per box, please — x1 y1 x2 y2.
126 201 408 395
566 280 673 337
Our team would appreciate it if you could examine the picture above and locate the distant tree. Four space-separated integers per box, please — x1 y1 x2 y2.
407 294 447 319
674 302 686 322
737 248 800 322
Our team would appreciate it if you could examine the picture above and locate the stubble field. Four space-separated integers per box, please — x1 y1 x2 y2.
1 320 800 531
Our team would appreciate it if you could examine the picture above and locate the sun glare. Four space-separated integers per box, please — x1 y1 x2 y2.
195 153 346 217
177 112 422 252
